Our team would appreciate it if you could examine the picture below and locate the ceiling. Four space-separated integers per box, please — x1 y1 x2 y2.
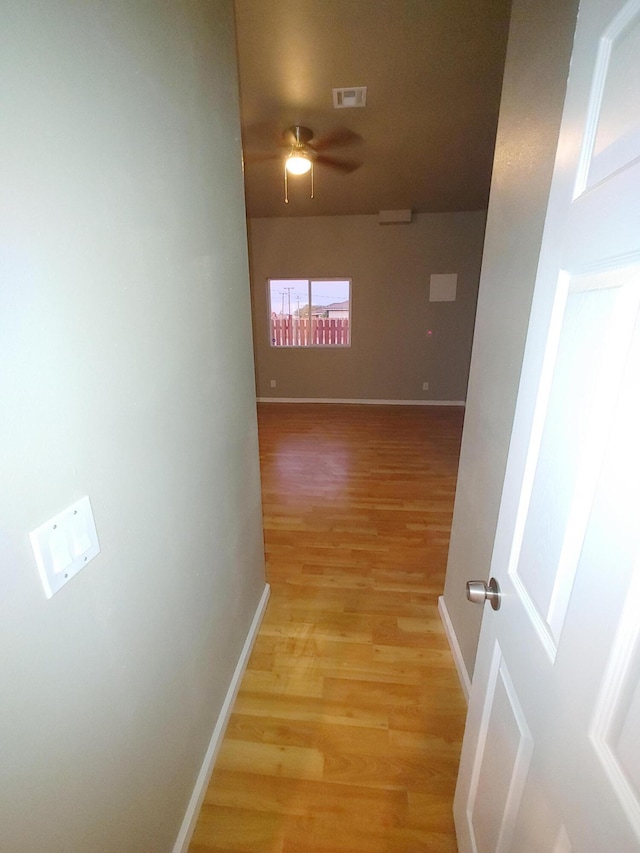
234 0 512 219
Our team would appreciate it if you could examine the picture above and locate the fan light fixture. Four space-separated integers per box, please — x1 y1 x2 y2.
286 152 312 175
284 126 314 203
244 123 362 205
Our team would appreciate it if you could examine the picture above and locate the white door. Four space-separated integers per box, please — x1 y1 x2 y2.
454 0 640 850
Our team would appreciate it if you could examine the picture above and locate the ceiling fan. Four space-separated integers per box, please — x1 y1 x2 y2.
243 124 363 203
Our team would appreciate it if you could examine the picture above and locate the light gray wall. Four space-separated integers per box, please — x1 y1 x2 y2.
0 3 265 851
443 0 580 678
248 213 486 402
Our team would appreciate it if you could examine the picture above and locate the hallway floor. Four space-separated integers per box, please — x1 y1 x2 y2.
189 403 467 853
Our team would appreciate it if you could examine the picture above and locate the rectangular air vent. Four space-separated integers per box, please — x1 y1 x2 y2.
333 86 367 108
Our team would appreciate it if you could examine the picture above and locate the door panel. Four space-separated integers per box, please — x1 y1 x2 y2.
454 0 640 850
516 283 623 644
587 3 640 189
589 392 640 837
606 633 640 822
468 646 532 853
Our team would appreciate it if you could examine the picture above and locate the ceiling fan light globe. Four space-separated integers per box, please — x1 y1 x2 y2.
286 154 312 175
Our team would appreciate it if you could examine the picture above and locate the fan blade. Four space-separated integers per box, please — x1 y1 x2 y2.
243 151 281 164
314 154 362 173
309 127 362 151
242 121 287 152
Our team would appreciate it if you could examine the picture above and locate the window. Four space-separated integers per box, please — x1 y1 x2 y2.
268 278 351 347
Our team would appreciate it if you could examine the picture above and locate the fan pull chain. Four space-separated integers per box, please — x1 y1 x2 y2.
283 161 314 204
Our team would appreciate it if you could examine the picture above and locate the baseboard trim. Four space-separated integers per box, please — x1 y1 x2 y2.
438 595 471 703
256 397 466 407
173 582 271 853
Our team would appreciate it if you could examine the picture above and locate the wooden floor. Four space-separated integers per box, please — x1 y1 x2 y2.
189 403 467 853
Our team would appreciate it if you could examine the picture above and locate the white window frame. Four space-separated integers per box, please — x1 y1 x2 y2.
267 278 352 348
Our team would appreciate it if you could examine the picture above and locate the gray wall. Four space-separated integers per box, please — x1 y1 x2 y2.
443 0 580 678
0 3 265 851
249 213 486 402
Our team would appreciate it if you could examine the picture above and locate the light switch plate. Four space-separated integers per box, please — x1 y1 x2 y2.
29 496 100 598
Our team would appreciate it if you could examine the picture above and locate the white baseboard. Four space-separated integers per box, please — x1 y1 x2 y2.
438 595 471 703
173 583 271 853
256 397 465 406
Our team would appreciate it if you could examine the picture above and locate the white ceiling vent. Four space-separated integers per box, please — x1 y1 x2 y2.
333 86 367 109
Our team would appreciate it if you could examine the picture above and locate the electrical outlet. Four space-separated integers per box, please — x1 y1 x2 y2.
422 382 429 391
270 379 276 388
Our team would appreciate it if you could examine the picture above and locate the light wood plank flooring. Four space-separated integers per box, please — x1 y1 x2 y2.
189 403 467 853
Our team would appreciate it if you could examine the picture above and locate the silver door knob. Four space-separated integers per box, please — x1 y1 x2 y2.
466 577 501 611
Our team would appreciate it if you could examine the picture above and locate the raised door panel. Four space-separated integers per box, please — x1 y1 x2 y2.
464 644 533 853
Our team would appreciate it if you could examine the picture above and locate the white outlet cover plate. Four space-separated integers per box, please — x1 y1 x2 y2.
29 496 100 598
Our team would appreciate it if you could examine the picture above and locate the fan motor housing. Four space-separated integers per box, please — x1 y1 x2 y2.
284 125 314 145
